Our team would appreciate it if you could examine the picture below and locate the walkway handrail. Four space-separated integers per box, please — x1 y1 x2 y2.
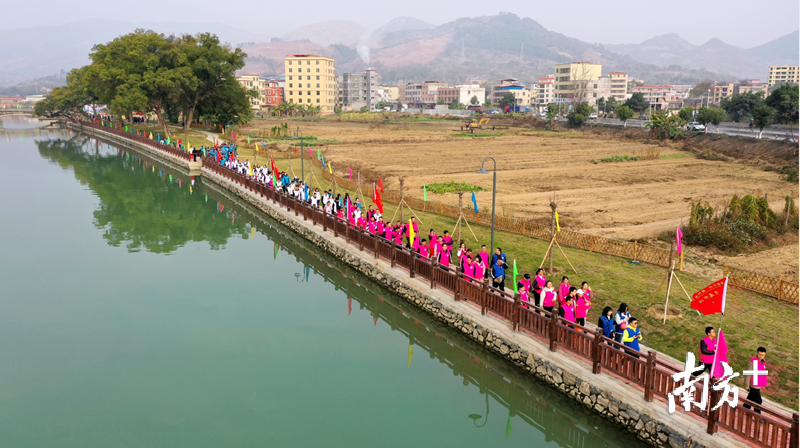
77 124 800 448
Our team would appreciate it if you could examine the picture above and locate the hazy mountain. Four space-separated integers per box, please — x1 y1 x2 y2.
367 17 435 48
0 20 271 86
604 30 799 80
281 21 364 46
744 30 799 67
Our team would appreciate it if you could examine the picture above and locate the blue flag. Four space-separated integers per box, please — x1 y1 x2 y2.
321 156 326 168
472 191 479 212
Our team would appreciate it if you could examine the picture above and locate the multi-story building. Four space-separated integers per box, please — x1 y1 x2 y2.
284 54 336 114
711 83 735 104
263 80 284 108
767 66 799 88
533 75 555 111
405 81 448 107
396 82 407 104
236 74 268 111
632 86 674 110
670 85 692 98
553 62 602 103
490 78 531 107
336 69 380 111
736 83 769 96
380 86 399 101
609 72 629 102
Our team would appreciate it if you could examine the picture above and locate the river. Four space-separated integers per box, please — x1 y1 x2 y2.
0 117 646 447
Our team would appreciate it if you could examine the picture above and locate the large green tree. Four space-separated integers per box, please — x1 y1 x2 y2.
566 102 594 126
498 92 516 110
88 29 195 138
752 106 776 139
616 106 633 126
176 33 250 134
34 69 93 119
596 96 618 114
765 84 799 126
720 92 765 122
624 92 648 113
695 106 727 132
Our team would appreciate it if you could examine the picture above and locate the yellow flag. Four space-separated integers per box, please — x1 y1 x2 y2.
248 162 253 177
329 162 332 174
555 211 561 232
407 343 414 367
152 166 155 172
251 226 255 239
408 218 415 241
189 184 193 194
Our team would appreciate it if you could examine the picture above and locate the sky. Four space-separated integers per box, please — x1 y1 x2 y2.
4 0 798 47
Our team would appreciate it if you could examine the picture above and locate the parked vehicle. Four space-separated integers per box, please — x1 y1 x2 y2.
685 122 706 131
589 113 598 120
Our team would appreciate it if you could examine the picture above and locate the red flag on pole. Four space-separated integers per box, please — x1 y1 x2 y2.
691 278 728 315
676 226 684 254
378 177 384 192
374 186 384 214
294 145 297 153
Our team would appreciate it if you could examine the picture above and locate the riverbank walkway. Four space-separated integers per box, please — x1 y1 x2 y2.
69 119 799 448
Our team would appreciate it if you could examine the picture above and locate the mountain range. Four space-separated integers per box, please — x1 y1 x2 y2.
0 15 796 88
604 30 799 80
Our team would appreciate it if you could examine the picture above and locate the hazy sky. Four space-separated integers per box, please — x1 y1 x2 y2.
5 0 798 47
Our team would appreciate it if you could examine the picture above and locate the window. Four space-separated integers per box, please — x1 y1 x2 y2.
316 83 320 88
299 91 302 95
307 69 310 73
307 83 310 88
316 60 319 65
288 61 292 65
289 68 292 73
306 60 310 65
316 76 320 80
316 91 320 95
289 76 292 80
316 68 319 72
316 99 320 103
307 76 310 80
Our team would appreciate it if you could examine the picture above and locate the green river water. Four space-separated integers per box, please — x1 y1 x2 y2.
0 117 646 447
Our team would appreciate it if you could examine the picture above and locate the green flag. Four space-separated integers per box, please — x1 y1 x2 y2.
513 259 519 293
247 136 250 144
317 149 321 160
423 185 428 201
125 126 128 132
168 174 173 183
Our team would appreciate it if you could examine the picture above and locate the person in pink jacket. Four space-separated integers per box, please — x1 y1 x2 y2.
540 280 557 313
575 289 592 326
560 296 576 326
558 276 571 304
743 347 768 413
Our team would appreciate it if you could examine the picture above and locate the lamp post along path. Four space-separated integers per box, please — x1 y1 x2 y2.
477 157 497 253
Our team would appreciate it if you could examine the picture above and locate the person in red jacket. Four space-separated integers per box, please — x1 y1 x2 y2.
699 327 717 374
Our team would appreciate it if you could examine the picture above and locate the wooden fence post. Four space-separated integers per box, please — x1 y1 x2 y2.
513 293 520 331
592 328 603 374
549 311 558 352
589 235 594 252
779 279 785 302
706 388 721 435
480 281 488 315
644 351 657 402
454 273 460 301
430 260 436 289
391 242 396 268
374 234 379 259
633 241 638 262
410 253 415 278
790 413 798 448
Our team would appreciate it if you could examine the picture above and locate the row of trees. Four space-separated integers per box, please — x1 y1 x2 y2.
270 102 322 117
35 29 254 138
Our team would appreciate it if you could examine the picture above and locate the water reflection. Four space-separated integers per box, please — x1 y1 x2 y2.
35 136 251 253
0 115 52 130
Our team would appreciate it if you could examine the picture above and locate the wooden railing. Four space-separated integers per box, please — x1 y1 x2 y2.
79 127 800 448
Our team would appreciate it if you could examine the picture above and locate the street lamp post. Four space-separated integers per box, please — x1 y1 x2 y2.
477 157 497 252
293 129 304 181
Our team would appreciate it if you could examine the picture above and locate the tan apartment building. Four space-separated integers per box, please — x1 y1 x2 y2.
553 62 602 103
284 54 336 114
236 74 267 111
737 83 769 96
767 66 798 88
632 86 674 110
609 72 629 102
533 75 554 111
711 83 735 104
405 81 448 106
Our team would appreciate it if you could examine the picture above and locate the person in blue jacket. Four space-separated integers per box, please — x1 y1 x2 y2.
598 306 614 339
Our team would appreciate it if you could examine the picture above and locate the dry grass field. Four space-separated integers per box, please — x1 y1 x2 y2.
238 117 798 279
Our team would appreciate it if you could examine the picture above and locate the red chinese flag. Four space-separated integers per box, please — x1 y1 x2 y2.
375 189 384 214
294 145 297 153
378 177 384 192
691 278 728 315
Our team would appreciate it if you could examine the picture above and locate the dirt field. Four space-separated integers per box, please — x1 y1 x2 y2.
240 117 799 278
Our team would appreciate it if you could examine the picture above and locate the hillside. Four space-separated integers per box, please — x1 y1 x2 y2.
281 20 364 46
244 14 727 85
605 30 799 79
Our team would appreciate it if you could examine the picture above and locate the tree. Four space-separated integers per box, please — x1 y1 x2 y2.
450 99 466 110
678 107 694 122
624 92 648 113
720 92 765 122
470 95 479 105
695 106 726 132
597 96 618 114
616 106 634 127
34 68 94 119
483 98 492 107
176 33 250 135
497 92 516 110
645 110 685 140
689 80 714 99
752 105 776 139
765 84 799 125
545 103 558 127
566 102 593 126
87 29 194 138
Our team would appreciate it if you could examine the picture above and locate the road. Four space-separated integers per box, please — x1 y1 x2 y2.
595 118 796 141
